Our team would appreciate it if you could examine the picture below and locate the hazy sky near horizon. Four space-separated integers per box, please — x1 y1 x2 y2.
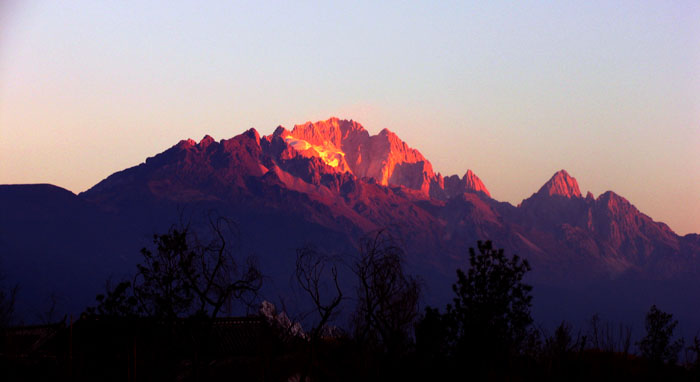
1 1 698 234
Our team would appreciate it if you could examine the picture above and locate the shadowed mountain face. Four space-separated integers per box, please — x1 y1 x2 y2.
2 117 699 328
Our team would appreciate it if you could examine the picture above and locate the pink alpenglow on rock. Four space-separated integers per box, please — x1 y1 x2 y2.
537 169 582 198
464 169 491 197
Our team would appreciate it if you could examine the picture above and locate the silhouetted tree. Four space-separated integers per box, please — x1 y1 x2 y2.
415 307 451 364
638 305 684 365
86 215 262 320
295 245 344 380
135 227 197 318
295 246 343 340
83 215 264 380
446 240 534 364
84 280 140 318
587 313 632 354
133 215 262 319
352 230 421 356
544 321 582 356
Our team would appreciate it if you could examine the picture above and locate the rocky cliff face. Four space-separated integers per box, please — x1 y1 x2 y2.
442 170 491 199
536 169 582 198
263 117 490 199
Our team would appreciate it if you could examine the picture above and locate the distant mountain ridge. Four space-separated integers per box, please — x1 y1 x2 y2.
78 116 700 281
2 117 699 327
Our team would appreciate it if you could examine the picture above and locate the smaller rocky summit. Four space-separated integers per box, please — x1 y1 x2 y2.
536 169 582 198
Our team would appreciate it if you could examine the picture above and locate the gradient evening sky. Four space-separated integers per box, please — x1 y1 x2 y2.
1 1 698 234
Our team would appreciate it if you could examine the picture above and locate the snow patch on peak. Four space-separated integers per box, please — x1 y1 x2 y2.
282 134 346 169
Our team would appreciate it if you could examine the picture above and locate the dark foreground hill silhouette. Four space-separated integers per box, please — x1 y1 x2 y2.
1 117 699 331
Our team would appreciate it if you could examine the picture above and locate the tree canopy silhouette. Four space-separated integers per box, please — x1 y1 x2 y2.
86 280 140 318
87 215 262 319
638 304 684 365
446 240 534 361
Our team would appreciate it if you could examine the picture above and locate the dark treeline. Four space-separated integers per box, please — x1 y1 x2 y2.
2 215 700 381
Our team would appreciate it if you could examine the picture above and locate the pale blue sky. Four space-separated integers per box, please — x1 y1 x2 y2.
1 1 698 234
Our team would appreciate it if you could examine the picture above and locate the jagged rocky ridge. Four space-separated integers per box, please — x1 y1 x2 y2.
2 117 700 325
80 118 699 282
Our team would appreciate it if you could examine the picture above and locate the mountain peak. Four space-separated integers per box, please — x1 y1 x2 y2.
272 125 289 137
176 138 197 149
199 135 215 148
538 169 582 198
243 128 261 144
288 117 368 149
464 169 491 197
